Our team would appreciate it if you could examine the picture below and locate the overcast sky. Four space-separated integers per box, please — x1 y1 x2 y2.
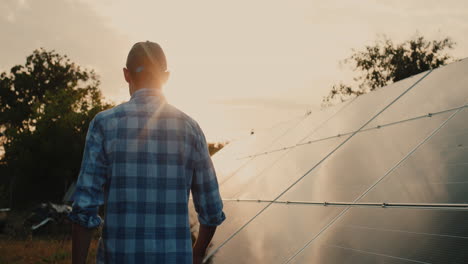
1 0 467 141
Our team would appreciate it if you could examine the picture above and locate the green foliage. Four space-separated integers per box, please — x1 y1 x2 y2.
0 48 113 208
323 35 456 105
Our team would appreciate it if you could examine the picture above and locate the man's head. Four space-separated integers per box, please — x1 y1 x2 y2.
123 41 170 94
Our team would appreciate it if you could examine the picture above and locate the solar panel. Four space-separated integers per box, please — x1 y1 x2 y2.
205 200 267 252
205 58 468 263
213 114 305 184
280 111 452 203
210 204 344 263
289 208 468 263
361 107 468 204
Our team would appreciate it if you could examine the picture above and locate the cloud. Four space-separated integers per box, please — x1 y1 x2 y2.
0 0 132 102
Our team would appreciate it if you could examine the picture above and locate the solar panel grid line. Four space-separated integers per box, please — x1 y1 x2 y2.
223 81 429 202
350 106 463 204
239 98 358 159
320 244 432 264
217 114 309 186
358 102 468 204
240 100 358 160
281 206 351 264
236 98 356 160
447 162 468 165
309 208 468 264
230 104 465 207
284 101 463 264
219 199 468 210
204 70 434 261
207 71 434 262
292 97 357 144
262 114 309 132
219 97 357 198
219 114 306 151
210 60 468 263
340 224 468 240
240 134 342 159
239 103 468 160
420 180 468 184
276 97 357 144
212 115 316 185
225 73 436 201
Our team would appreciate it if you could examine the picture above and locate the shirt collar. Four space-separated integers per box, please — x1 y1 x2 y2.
130 88 165 100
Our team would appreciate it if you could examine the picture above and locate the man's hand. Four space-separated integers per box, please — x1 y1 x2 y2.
193 224 217 264
193 252 204 264
72 223 93 264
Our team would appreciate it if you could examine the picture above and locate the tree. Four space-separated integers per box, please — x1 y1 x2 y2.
323 35 456 105
0 48 113 208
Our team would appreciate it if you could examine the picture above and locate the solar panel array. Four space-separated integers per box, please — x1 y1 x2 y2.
204 58 468 263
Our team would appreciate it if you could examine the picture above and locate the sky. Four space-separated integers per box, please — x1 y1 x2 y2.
1 0 468 142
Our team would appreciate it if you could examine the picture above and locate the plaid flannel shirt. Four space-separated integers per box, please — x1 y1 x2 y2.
68 88 225 264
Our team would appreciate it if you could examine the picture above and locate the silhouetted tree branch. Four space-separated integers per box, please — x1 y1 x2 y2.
323 34 456 106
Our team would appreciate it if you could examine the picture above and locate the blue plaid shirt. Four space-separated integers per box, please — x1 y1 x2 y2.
68 88 225 264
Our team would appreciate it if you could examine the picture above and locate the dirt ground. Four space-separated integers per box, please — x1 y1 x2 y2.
0 206 200 264
0 208 98 264
0 237 99 264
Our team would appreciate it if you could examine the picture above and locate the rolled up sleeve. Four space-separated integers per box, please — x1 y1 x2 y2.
68 115 108 229
191 129 226 227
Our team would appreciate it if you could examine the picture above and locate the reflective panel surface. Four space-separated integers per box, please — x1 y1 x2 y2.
280 112 452 203
221 71 428 201
214 115 305 184
210 204 344 263
262 99 353 153
290 207 468 264
208 60 468 264
235 136 342 200
362 107 468 203
365 58 468 127
207 200 267 260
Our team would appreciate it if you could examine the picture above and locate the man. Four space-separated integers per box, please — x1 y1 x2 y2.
68 41 225 264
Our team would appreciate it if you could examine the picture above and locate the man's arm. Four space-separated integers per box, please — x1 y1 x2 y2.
193 224 217 264
72 223 94 264
68 115 108 263
191 125 226 263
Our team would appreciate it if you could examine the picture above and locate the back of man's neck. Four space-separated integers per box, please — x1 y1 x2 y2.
131 86 162 96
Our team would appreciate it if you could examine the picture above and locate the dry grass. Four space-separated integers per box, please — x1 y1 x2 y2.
0 237 99 264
